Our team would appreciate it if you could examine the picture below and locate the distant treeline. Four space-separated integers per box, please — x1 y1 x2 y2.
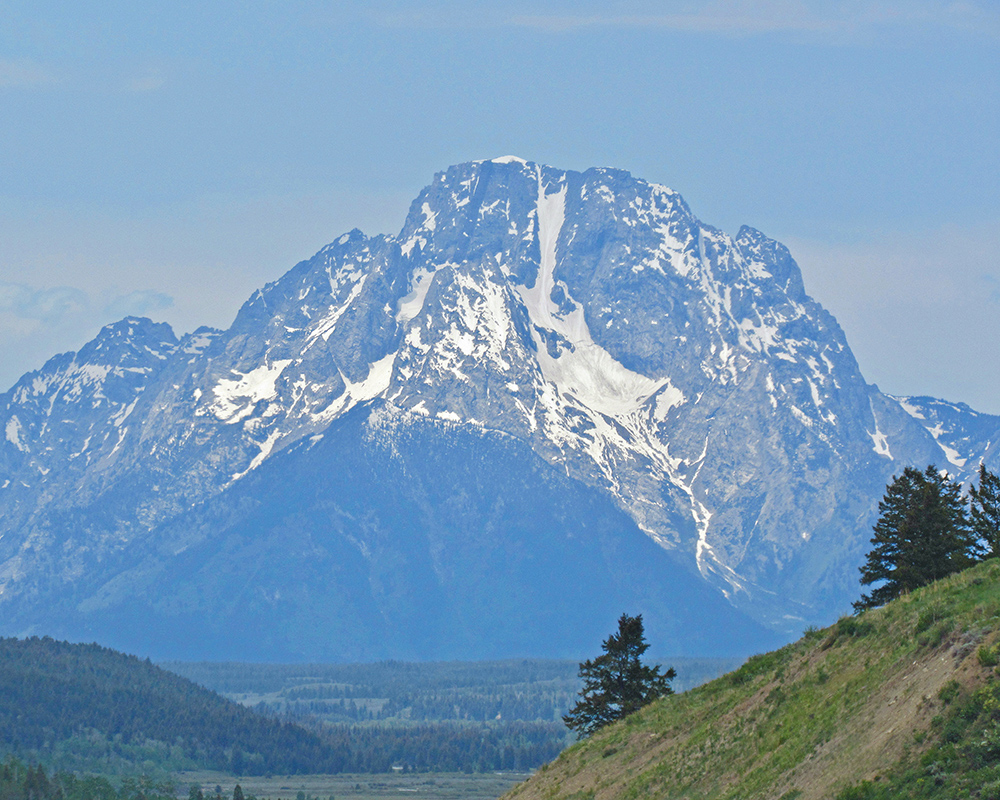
161 660 582 700
266 692 567 723
316 722 564 773
164 657 739 725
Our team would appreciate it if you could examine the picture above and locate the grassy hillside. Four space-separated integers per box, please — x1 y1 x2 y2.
505 559 1000 800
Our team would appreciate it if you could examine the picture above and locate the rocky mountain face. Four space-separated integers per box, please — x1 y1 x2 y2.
1 158 996 661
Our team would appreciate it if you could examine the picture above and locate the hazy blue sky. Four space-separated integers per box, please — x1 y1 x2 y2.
2 1 999 411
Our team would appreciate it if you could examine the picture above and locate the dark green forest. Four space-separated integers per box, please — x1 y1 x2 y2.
163 660 581 772
0 637 346 776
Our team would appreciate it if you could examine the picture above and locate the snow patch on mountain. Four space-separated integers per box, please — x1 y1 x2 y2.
889 395 999 472
518 174 668 417
208 360 293 424
397 267 439 323
869 426 892 459
348 354 396 403
5 417 26 452
896 397 927 421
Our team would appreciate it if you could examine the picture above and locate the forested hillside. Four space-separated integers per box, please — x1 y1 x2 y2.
0 637 346 775
0 635 744 777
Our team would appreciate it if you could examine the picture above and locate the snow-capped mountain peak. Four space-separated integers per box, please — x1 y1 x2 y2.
1 159 996 660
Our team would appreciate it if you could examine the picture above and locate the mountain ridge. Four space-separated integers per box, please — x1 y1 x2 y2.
1 157 997 659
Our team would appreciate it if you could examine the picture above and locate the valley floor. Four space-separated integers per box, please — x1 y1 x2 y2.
175 771 532 800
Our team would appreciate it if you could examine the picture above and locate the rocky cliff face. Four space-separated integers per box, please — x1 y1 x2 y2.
1 158 996 660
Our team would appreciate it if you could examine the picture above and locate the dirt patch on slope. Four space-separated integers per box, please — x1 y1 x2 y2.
773 632 989 800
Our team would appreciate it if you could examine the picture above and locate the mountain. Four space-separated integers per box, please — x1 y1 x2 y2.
1 157 997 660
502 559 1000 800
890 394 1000 471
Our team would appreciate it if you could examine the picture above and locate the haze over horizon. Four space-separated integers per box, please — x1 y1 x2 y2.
2 0 998 412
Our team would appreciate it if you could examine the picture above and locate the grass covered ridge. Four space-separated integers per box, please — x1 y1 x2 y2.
504 559 1000 800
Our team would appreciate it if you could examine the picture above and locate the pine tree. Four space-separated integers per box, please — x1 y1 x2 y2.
562 613 675 737
969 463 1000 559
854 465 976 611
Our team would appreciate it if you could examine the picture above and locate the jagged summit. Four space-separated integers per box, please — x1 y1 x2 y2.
1 159 997 660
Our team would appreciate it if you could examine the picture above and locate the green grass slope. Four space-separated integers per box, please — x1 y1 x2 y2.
505 560 1000 800
0 637 346 776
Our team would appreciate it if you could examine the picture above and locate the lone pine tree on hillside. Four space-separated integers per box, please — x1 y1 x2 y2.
563 613 675 737
854 465 978 611
969 462 1000 559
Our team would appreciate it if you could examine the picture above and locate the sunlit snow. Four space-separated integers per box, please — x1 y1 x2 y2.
5 417 27 452
210 360 293 424
491 155 528 165
868 425 892 460
516 177 668 417
396 267 439 324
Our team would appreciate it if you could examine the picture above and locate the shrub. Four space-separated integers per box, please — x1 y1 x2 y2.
939 680 961 705
919 622 951 649
915 609 941 635
942 717 966 743
728 651 784 686
837 617 875 638
982 780 1000 800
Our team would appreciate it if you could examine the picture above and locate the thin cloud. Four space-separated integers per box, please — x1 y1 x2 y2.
0 281 173 326
984 275 1000 305
0 283 87 321
510 12 833 34
103 290 174 319
511 1 839 35
0 281 177 388
0 59 58 89
374 0 1000 40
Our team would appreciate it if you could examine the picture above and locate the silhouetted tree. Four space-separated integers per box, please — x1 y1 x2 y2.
563 613 674 737
855 465 976 611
